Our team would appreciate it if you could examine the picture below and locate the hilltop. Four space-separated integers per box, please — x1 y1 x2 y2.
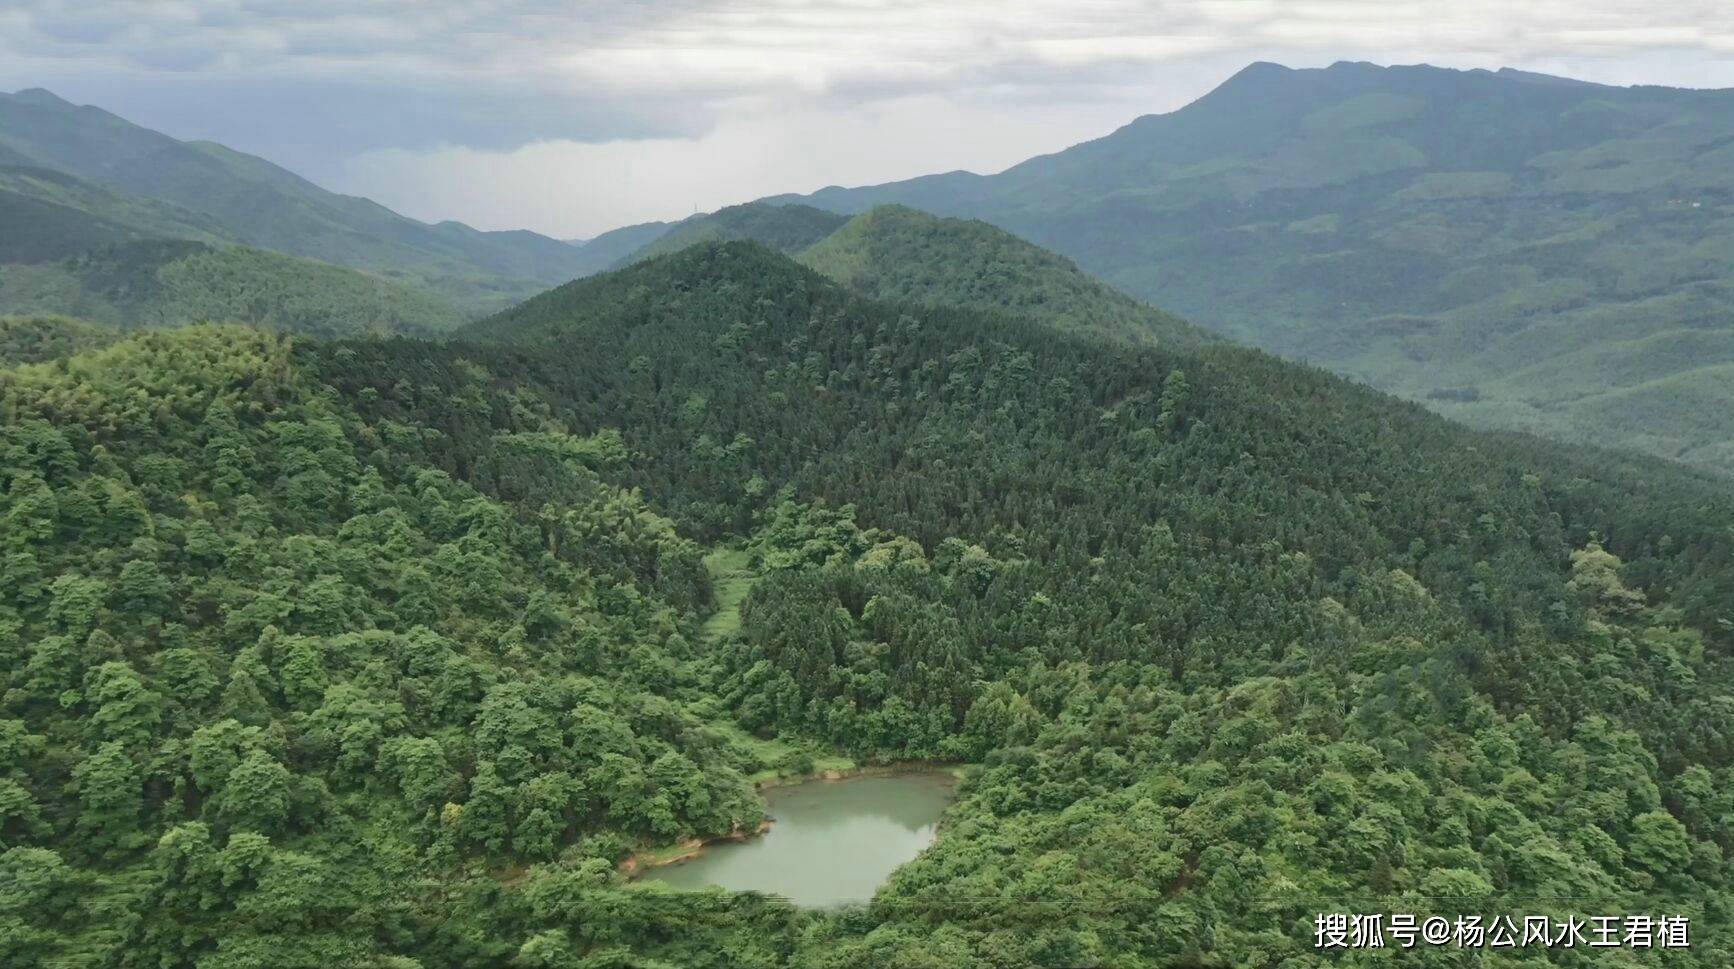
559 202 1205 348
798 204 1206 346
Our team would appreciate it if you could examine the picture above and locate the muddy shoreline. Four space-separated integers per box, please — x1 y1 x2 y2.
619 817 776 875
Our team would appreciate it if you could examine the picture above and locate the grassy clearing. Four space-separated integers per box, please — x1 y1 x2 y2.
690 547 860 784
699 547 755 644
697 713 858 784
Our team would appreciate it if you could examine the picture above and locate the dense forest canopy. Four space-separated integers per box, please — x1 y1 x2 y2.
0 322 801 967
3 239 1732 966
412 243 1734 960
0 241 467 337
0 315 120 366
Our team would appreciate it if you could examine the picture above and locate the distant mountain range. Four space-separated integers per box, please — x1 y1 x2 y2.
0 87 598 328
11 63 1734 475
742 62 1734 473
0 83 1203 348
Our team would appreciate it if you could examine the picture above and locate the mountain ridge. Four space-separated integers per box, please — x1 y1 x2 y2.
796 204 1209 346
0 87 594 314
479 203 1210 348
752 60 1734 474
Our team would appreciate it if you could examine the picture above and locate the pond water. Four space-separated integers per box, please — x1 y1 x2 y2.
639 771 956 907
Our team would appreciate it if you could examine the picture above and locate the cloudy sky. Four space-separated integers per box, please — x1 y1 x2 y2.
4 1 1732 238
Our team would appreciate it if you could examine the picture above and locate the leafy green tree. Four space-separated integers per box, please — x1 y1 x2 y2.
71 742 142 850
214 750 292 833
84 662 163 747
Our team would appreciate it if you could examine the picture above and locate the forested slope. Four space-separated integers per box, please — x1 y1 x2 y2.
1 159 471 335
0 165 230 264
0 240 467 336
0 324 802 967
565 220 677 276
0 315 119 365
4 241 1732 966
463 242 1734 962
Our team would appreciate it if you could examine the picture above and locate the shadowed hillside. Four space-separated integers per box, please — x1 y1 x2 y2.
0 239 467 336
0 164 229 263
0 313 119 365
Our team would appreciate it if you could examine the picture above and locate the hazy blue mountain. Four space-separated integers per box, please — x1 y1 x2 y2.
0 88 593 313
766 61 1734 473
0 140 43 166
567 219 677 271
0 164 231 263
613 203 848 268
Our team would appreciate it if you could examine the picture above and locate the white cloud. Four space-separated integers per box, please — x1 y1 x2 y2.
9 2 1734 121
5 1 1734 234
335 93 1160 237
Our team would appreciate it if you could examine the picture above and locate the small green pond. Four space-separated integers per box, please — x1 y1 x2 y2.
639 772 956 907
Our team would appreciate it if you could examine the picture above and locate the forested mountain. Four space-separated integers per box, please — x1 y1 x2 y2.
765 62 1734 474
0 89 591 314
465 241 1732 962
565 220 679 276
0 240 467 337
1 125 477 335
797 205 1206 346
596 202 1203 347
0 164 230 264
6 240 1733 966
